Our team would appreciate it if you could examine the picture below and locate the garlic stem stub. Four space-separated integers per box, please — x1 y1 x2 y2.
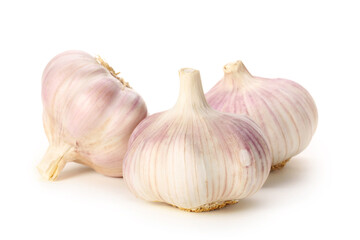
206 61 318 170
38 50 147 181
123 68 271 212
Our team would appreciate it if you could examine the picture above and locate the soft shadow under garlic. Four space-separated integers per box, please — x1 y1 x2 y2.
48 163 131 200
263 156 309 188
55 163 96 181
216 199 261 214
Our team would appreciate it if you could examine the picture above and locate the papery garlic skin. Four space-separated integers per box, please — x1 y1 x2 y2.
123 68 271 212
38 50 147 180
206 61 318 170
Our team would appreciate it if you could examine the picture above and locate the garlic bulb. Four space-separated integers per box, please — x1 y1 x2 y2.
38 50 147 180
123 68 271 212
206 61 318 170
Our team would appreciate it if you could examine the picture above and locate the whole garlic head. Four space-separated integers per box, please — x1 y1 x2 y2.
38 50 147 180
123 68 271 212
206 61 318 170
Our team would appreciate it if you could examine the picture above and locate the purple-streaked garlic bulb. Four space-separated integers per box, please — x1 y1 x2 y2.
37 50 147 181
123 68 271 212
206 61 318 170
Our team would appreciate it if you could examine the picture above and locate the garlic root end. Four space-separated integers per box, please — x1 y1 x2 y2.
271 158 291 171
95 55 131 89
174 200 239 213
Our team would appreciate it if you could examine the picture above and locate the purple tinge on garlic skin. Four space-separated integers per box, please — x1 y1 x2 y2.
205 61 318 167
123 68 271 211
38 50 147 180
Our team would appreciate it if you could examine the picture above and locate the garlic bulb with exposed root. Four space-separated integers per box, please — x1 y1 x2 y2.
123 68 271 212
38 50 147 181
206 61 318 170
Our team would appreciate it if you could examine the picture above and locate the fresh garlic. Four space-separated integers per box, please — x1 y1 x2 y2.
123 68 271 212
206 61 318 170
38 50 147 180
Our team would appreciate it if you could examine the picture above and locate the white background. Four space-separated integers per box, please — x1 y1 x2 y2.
0 0 359 239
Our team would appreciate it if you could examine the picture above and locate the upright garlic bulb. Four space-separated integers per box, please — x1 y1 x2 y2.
123 68 271 212
206 61 318 170
38 50 147 180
